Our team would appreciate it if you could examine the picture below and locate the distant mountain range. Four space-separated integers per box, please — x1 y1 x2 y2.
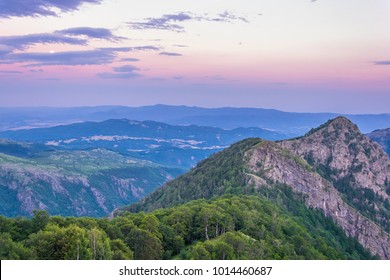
0 119 286 169
367 128 390 156
0 119 288 217
123 117 390 259
1 105 389 135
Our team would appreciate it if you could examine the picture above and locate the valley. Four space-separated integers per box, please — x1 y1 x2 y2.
0 119 286 217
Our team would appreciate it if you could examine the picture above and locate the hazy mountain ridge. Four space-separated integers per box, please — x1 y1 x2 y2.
0 118 286 169
1 105 389 135
125 117 390 259
367 128 390 156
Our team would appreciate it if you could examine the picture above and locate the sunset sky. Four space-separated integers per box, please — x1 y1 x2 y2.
1 0 390 113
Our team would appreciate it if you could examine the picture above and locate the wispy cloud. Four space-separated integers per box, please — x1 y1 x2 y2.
128 11 249 32
0 33 87 50
132 46 160 51
210 11 249 23
0 70 22 74
173 44 188 48
121 57 139 62
373 61 390 65
128 12 192 32
0 27 120 54
0 28 160 66
2 48 132 66
55 27 122 41
97 64 142 79
159 52 182 57
97 72 141 79
0 44 14 56
112 65 139 72
0 0 102 18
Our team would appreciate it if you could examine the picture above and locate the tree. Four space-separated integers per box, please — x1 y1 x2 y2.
110 239 133 260
31 210 50 233
126 228 163 260
0 233 32 260
140 215 162 239
63 225 91 260
26 224 92 260
187 243 210 260
89 227 112 260
212 241 234 260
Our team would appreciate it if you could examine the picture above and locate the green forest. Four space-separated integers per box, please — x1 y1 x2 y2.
0 195 377 260
0 138 381 260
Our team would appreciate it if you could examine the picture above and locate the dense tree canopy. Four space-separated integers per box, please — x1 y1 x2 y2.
0 195 377 260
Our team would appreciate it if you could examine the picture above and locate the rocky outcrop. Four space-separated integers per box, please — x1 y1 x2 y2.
279 117 390 199
246 140 390 259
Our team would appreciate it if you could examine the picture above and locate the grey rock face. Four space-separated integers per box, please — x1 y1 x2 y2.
246 141 390 259
245 117 390 259
280 117 389 198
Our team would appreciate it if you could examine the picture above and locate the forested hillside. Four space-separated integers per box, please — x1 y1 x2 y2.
0 196 376 260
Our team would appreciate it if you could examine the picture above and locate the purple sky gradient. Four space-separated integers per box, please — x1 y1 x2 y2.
0 0 389 113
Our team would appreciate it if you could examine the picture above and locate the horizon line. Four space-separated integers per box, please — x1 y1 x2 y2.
0 104 390 115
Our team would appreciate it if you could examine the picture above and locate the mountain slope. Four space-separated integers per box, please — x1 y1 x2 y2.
124 138 259 213
0 140 182 217
247 141 389 259
367 128 390 156
279 117 390 230
123 117 390 259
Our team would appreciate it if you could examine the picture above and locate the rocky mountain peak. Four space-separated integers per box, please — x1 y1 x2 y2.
329 116 358 128
280 117 389 181
278 117 390 243
304 116 361 140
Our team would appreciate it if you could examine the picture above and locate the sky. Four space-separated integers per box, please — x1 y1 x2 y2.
0 0 390 113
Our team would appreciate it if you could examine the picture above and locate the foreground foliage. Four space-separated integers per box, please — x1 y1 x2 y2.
0 195 376 260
